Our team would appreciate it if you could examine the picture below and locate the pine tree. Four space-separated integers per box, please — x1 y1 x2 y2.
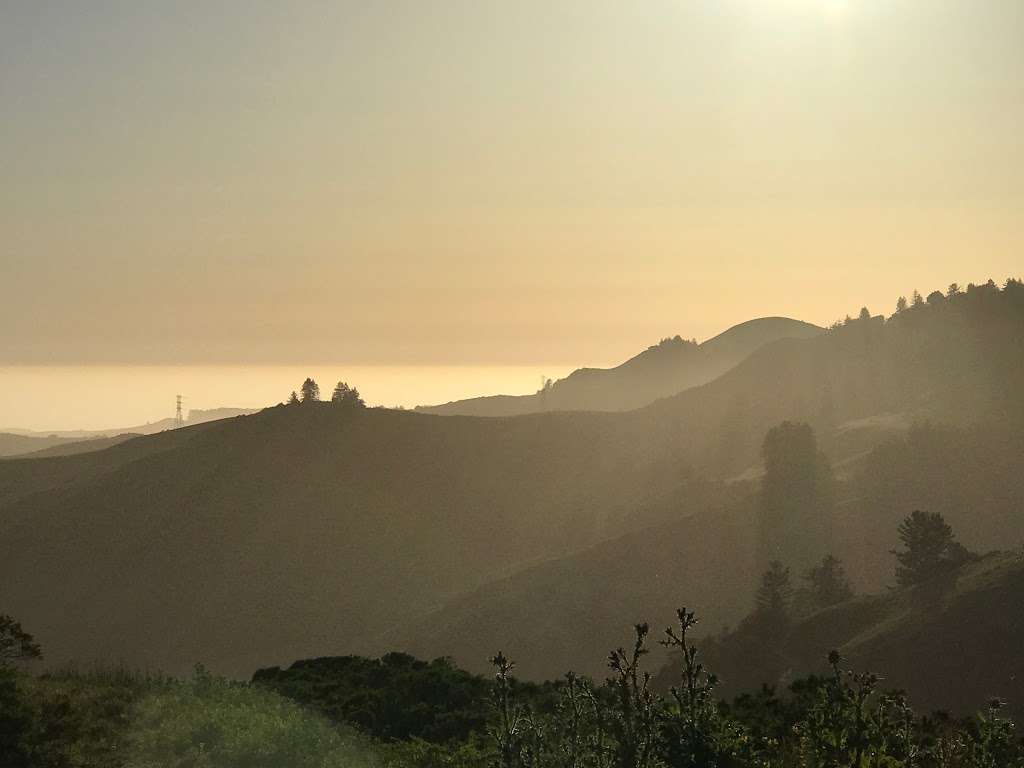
755 561 793 617
332 381 365 408
300 378 320 403
892 510 970 587
804 554 853 609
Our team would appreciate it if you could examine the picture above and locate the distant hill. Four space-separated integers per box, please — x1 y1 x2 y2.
667 552 1024 720
1 281 1021 679
2 407 258 439
6 433 139 460
0 432 90 458
416 317 823 416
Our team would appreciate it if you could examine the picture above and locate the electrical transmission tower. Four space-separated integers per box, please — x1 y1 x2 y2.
174 395 185 429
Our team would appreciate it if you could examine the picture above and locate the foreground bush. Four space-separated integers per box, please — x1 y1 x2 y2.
125 664 380 768
477 608 1024 768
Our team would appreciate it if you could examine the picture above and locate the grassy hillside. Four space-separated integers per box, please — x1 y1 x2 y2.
417 317 822 416
0 404 680 677
381 491 758 680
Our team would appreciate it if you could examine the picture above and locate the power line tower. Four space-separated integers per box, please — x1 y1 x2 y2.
174 395 185 429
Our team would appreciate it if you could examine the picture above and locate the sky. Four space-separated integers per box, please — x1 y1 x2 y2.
2 0 1023 368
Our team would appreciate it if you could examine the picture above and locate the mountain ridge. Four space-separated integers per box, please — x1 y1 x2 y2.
416 317 823 416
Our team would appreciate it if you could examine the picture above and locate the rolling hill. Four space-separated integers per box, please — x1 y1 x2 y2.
416 317 823 416
1 281 1022 680
672 551 1024 720
0 432 94 458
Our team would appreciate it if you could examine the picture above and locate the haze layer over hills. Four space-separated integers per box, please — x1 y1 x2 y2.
417 317 823 416
1 281 1022 701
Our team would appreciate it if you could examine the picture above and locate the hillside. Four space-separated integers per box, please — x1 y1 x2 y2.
379 494 759 680
0 433 138 460
0 404 673 677
676 552 1024 720
416 317 823 416
1 282 1022 680
0 432 92 458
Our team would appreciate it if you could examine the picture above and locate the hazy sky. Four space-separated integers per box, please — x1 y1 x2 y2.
2 0 1022 366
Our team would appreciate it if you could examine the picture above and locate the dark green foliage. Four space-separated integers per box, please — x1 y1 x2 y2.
892 510 973 587
0 668 31 767
0 614 42 668
477 610 1024 768
253 653 511 744
21 667 155 768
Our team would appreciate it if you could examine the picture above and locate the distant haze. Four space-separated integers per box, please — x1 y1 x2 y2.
0 365 579 432
2 1 1023 367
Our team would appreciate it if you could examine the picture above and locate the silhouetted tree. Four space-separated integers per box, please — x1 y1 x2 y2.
858 307 871 322
756 561 793 617
892 510 971 587
758 422 835 571
926 290 945 306
300 378 320 403
804 555 853 609
895 295 908 313
287 391 300 405
947 282 961 297
331 381 365 408
911 289 924 307
0 615 40 669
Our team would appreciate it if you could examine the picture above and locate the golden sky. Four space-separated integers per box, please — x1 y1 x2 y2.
2 0 1022 365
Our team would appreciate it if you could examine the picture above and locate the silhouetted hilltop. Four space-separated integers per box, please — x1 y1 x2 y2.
416 317 823 416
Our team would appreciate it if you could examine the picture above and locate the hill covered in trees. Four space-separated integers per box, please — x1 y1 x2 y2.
416 317 823 416
656 547 1024 722
0 280 1022 682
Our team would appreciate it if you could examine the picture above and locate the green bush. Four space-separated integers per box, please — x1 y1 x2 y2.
124 665 380 768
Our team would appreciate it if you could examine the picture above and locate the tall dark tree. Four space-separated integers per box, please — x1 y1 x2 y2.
755 561 793 617
752 561 794 644
895 295 908 313
804 555 853 609
300 378 320 403
758 422 835 572
891 510 971 587
287 391 300 405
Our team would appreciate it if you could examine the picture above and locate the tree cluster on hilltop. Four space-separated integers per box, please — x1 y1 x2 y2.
286 378 366 408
